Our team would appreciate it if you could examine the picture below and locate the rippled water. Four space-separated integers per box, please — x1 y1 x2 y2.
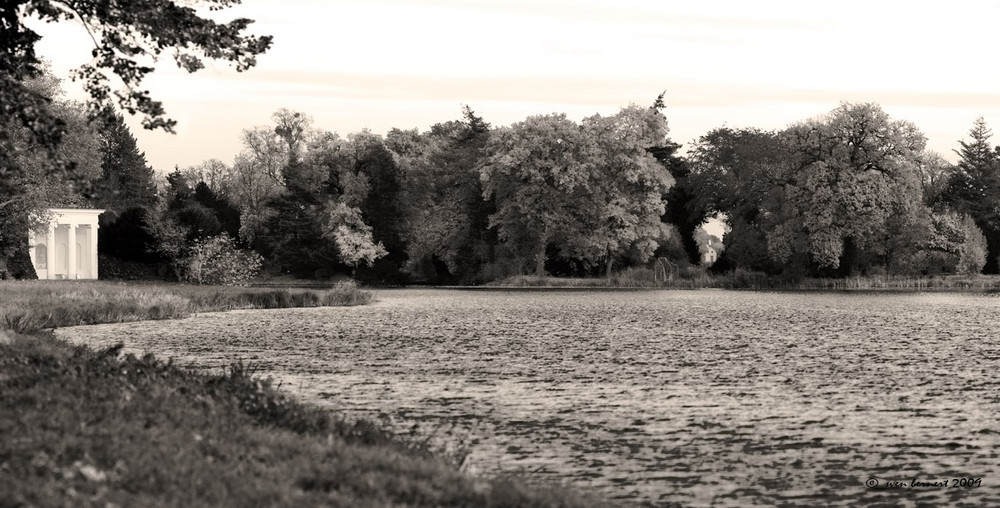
57 289 1000 506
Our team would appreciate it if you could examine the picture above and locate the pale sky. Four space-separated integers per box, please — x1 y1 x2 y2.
28 0 1000 172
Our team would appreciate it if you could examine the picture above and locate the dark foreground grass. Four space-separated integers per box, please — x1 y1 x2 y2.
0 332 604 507
0 281 372 334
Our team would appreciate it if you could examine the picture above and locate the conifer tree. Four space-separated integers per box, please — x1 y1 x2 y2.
943 118 1000 273
96 112 158 214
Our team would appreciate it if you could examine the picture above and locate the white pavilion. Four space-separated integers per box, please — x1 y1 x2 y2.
28 208 105 280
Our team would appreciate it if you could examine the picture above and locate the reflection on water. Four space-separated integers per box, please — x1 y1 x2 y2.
58 290 1000 507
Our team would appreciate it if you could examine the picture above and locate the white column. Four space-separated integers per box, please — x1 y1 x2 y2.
67 223 77 280
45 225 55 280
90 223 99 279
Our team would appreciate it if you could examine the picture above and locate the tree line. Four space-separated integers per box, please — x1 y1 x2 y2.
4 75 1000 283
4 2 999 284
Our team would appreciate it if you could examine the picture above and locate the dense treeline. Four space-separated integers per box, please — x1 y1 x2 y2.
3 72 999 283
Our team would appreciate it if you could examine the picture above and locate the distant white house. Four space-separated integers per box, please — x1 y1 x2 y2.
28 208 105 280
701 234 723 266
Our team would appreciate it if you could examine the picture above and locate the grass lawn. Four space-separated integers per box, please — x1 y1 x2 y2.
0 281 606 507
489 271 1000 291
0 280 372 334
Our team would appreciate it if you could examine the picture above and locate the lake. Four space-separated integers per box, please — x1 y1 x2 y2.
56 289 1000 506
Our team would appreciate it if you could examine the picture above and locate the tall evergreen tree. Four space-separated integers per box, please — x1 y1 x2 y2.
95 112 158 214
942 118 1000 273
263 156 342 278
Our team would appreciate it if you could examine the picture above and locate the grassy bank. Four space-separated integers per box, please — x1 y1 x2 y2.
0 281 605 507
0 280 371 334
489 269 1000 291
0 333 601 507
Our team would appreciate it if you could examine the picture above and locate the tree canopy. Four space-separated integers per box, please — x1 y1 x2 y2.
2 0 271 278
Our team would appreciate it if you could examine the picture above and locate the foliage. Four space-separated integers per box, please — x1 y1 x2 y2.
194 182 240 239
1 74 101 278
97 253 165 280
17 0 272 132
176 233 262 286
349 131 409 284
98 206 163 262
178 158 230 195
686 126 790 272
916 151 954 206
322 202 387 268
771 103 928 273
258 115 342 277
958 213 989 274
654 140 701 265
162 169 245 249
389 106 494 284
479 113 594 276
228 148 282 245
573 103 675 277
3 1 270 281
941 117 1000 273
93 111 157 214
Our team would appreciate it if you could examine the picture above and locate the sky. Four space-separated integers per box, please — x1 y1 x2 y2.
27 0 1000 173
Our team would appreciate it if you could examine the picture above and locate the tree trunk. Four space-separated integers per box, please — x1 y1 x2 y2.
605 256 613 280
534 235 547 277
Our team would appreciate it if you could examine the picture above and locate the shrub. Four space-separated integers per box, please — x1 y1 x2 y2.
98 207 162 263
98 254 169 281
321 281 372 306
177 234 263 286
477 258 528 284
958 215 988 275
723 268 771 289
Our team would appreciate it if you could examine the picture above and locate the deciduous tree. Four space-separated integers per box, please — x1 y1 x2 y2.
389 106 493 283
479 113 592 276
686 127 791 272
575 103 674 277
0 73 101 277
772 103 928 274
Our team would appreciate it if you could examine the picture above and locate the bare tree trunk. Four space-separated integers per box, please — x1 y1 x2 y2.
605 256 613 280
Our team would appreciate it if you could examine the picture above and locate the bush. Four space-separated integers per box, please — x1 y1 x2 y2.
177 234 263 286
724 268 771 289
477 258 528 284
98 254 169 281
958 215 988 275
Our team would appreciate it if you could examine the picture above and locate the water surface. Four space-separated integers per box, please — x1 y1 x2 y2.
57 289 1000 506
